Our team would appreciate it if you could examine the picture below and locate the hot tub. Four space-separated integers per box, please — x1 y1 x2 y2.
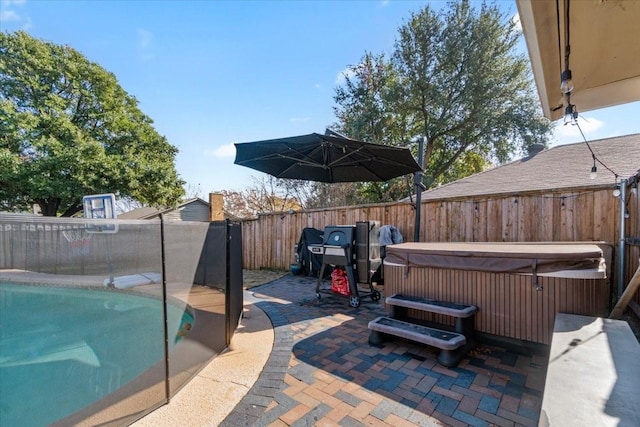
383 242 611 344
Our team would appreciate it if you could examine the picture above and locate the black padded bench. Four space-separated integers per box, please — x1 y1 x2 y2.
367 294 478 367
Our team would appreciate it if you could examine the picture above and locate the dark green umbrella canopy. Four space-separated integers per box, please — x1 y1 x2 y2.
234 133 421 183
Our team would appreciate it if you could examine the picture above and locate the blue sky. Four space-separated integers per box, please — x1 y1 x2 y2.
1 0 638 197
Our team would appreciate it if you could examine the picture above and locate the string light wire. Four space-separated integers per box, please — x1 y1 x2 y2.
575 120 620 180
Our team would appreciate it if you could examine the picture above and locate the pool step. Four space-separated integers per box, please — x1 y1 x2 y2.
368 316 467 367
386 293 477 337
368 294 478 367
386 294 477 318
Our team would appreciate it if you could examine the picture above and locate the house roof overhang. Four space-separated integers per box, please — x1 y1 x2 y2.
516 0 640 121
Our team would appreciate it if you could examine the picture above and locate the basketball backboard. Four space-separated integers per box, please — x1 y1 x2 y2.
82 193 118 233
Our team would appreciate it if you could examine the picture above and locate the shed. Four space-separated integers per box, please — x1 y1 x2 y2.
119 198 212 222
118 193 226 222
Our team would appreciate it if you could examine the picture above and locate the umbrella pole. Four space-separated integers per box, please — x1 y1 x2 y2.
413 137 425 242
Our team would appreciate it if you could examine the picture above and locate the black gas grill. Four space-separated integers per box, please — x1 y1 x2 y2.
315 222 381 307
321 225 357 265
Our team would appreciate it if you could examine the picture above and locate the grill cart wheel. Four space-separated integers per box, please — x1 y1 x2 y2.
350 296 361 308
371 290 381 301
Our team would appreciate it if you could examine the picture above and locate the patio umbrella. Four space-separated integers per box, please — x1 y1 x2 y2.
234 132 421 183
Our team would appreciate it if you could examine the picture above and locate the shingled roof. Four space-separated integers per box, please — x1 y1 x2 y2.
118 198 208 219
117 206 162 219
420 133 640 201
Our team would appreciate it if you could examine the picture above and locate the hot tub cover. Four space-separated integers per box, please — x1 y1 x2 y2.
384 242 606 278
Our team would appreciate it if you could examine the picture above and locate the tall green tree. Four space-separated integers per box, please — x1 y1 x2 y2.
0 31 184 216
332 54 413 203
334 0 551 197
334 53 406 146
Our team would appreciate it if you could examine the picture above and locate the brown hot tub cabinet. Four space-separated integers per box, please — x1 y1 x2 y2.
382 242 610 345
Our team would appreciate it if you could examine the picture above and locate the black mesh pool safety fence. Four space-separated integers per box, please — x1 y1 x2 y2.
0 214 243 426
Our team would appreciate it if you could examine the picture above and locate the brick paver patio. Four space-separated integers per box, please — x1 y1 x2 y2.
221 275 547 427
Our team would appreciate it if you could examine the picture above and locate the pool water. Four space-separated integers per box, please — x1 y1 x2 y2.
0 282 193 427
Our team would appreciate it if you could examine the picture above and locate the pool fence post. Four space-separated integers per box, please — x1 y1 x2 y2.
159 213 171 402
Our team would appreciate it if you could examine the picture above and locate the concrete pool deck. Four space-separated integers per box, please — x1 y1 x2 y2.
134 274 548 427
131 290 274 426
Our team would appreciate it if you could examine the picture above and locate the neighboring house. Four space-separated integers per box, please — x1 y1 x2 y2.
119 197 214 222
418 133 640 201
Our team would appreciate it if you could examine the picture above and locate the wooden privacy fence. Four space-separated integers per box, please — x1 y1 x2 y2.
241 188 622 269
240 199 417 270
240 186 640 304
626 182 640 309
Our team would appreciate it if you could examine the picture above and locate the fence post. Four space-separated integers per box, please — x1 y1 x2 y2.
618 179 627 299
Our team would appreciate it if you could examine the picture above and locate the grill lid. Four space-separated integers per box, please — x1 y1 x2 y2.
323 226 355 247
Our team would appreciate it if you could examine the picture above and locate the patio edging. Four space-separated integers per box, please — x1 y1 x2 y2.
219 296 292 427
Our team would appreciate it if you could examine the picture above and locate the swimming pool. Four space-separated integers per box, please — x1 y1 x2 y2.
0 282 193 427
